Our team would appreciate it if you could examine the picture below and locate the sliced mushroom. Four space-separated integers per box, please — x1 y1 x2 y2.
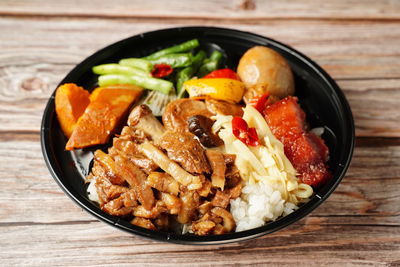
128 104 165 143
188 115 223 147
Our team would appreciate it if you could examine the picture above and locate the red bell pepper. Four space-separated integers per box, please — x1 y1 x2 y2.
151 64 173 78
249 93 270 113
232 117 259 146
204 68 240 80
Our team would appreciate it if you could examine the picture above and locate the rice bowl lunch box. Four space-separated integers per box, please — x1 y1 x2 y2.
41 27 355 244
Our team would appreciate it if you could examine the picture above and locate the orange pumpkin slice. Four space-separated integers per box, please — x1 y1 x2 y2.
55 83 90 138
65 84 143 150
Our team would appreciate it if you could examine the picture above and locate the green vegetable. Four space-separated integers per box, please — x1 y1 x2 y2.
197 50 223 77
192 50 207 67
176 50 206 98
98 74 173 95
197 61 218 77
149 53 193 68
92 64 150 77
145 39 200 60
118 58 153 72
210 50 223 62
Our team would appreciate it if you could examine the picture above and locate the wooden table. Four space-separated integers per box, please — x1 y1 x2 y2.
1 1 399 266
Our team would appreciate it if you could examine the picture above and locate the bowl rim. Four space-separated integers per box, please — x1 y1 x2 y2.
40 26 355 245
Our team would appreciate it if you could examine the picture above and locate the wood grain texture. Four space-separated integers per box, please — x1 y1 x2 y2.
1 0 400 20
0 222 399 266
1 1 400 266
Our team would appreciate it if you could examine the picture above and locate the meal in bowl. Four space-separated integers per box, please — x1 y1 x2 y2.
55 39 331 235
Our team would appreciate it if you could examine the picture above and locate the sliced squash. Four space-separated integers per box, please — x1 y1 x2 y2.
65 84 143 150
55 83 90 138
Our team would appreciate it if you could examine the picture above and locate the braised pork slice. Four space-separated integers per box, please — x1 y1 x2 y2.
133 201 168 219
94 173 129 205
211 190 230 209
119 126 148 143
102 189 137 216
114 155 155 210
93 150 124 185
205 98 244 117
162 99 213 132
147 172 180 196
211 183 242 209
159 131 211 174
225 164 242 188
111 138 158 174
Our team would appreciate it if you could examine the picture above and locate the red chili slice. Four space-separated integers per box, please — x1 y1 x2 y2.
249 93 270 113
232 117 259 146
151 64 173 78
204 68 240 80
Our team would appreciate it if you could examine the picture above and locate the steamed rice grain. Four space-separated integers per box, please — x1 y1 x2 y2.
230 180 298 232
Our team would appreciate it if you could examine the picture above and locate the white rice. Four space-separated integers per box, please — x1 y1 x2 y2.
87 177 100 203
230 180 298 232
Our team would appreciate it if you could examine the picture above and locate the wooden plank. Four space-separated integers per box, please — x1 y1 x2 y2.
1 0 400 20
338 79 400 137
0 17 400 137
1 18 400 80
1 139 399 226
0 222 398 266
1 1 399 265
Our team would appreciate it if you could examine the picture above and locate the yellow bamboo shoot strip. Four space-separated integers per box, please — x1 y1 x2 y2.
138 141 202 190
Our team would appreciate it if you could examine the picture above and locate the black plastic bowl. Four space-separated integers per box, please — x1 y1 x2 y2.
41 27 355 245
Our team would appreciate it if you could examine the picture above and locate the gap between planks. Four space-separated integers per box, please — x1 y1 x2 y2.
0 216 398 228
2 12 400 24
